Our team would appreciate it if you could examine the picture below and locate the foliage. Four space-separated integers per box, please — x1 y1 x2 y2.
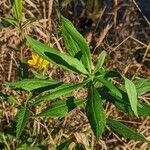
1 2 150 148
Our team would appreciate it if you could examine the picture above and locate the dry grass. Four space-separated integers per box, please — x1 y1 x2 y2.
0 0 150 149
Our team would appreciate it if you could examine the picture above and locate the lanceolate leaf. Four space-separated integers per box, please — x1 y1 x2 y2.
97 77 122 98
61 23 80 57
107 118 147 142
16 107 30 140
124 77 138 117
94 51 106 73
37 98 85 117
0 92 19 105
25 35 88 75
32 79 90 106
100 90 150 116
61 17 92 72
5 78 58 91
12 0 22 21
86 85 106 140
134 78 150 96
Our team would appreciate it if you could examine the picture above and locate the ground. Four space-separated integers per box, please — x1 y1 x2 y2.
0 0 150 149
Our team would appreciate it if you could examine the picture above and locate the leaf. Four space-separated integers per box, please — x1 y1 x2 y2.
61 16 92 72
5 17 19 27
25 35 88 75
31 69 48 79
86 85 106 140
12 0 22 21
107 118 148 142
37 98 85 117
97 76 122 98
5 78 58 91
61 22 80 57
32 79 90 106
124 77 138 117
134 78 150 95
100 90 150 116
0 92 19 105
17 146 48 150
0 19 11 29
57 139 73 150
16 107 30 140
94 51 106 73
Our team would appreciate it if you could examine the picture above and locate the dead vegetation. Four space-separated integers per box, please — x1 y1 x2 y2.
0 0 150 149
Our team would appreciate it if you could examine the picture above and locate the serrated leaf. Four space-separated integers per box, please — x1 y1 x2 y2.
97 76 122 98
107 118 148 142
61 16 92 72
86 85 106 140
32 79 90 106
94 51 106 73
25 35 88 75
5 78 58 91
100 89 150 116
134 78 150 95
0 92 19 105
12 0 22 22
16 107 30 140
37 98 85 117
61 22 80 57
124 77 138 117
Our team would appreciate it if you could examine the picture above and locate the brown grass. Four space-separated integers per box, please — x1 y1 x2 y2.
0 0 150 149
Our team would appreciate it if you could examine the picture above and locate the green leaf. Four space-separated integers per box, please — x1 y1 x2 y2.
32 79 90 106
134 78 150 96
31 69 48 79
17 146 48 150
100 90 150 116
0 92 19 105
57 139 73 150
61 22 80 57
124 77 138 117
94 51 106 73
5 78 58 91
5 17 19 27
107 118 148 142
37 98 85 117
61 16 92 72
12 0 22 22
97 76 122 98
86 86 106 140
0 19 11 29
25 35 88 75
16 107 30 140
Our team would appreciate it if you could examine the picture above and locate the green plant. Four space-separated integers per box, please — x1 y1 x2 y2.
5 16 150 148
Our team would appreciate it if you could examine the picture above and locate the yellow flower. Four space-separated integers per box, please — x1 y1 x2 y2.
28 52 49 69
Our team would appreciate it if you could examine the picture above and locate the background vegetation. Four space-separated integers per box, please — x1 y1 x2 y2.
0 0 150 149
